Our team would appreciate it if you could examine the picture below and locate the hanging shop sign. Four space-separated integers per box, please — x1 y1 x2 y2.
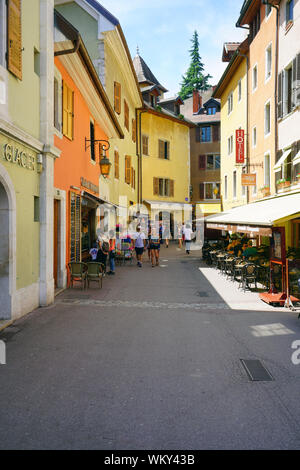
241 173 256 186
2 143 36 171
236 129 245 164
80 177 99 195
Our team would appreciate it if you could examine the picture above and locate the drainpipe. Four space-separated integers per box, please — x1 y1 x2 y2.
54 37 80 57
238 51 249 204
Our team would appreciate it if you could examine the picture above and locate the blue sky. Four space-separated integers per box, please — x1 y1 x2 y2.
99 0 247 97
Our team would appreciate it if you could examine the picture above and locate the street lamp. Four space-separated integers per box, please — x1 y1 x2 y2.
99 144 111 178
85 137 111 178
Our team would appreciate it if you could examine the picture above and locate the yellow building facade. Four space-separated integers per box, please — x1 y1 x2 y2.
213 43 248 211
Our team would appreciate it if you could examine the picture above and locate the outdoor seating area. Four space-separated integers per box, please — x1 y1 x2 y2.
202 239 271 293
68 262 105 290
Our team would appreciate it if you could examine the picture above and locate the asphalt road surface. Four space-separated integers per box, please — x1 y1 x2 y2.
1 244 300 450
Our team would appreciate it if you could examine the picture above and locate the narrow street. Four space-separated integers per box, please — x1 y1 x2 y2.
0 244 300 450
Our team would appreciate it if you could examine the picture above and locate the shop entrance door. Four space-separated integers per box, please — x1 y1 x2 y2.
0 182 11 319
53 199 60 288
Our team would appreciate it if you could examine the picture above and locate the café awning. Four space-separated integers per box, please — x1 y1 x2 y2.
292 150 300 166
273 149 291 171
206 192 300 236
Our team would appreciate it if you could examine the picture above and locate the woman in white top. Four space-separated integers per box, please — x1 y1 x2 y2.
184 224 194 254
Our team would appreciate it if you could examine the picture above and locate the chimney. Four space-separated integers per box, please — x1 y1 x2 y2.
193 89 200 114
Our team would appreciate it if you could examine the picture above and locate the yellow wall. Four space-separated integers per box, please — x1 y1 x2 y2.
8 0 40 139
103 30 142 207
141 111 190 203
219 58 248 211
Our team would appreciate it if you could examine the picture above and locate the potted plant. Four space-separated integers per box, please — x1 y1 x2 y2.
260 185 270 197
276 178 291 189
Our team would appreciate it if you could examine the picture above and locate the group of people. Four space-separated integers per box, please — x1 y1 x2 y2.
89 222 195 273
225 235 258 260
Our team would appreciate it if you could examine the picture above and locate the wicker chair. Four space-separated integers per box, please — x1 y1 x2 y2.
68 262 87 289
241 263 258 292
86 262 105 289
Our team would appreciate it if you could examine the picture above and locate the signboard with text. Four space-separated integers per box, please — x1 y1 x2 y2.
236 129 245 164
241 173 256 186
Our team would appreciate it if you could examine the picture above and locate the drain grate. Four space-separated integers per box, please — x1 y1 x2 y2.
240 359 274 382
197 291 209 297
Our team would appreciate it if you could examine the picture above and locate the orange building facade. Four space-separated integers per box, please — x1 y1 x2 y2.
53 12 122 288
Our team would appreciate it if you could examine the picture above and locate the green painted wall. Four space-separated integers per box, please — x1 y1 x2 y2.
0 134 40 290
8 0 40 140
55 3 99 59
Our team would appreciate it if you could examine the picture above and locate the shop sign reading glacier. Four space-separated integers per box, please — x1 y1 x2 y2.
3 143 36 171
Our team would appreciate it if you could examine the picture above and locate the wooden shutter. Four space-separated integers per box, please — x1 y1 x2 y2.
124 100 129 130
7 0 22 80
199 183 205 200
277 71 283 119
132 118 136 143
292 57 297 109
170 180 174 197
153 177 159 195
158 140 165 158
125 156 131 184
195 127 201 142
114 151 119 179
212 125 219 142
63 82 74 140
199 155 206 170
114 82 121 114
142 135 148 155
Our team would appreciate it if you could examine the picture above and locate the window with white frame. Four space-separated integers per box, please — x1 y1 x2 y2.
264 153 271 188
233 170 237 199
228 135 233 155
252 126 257 148
204 182 220 200
227 92 233 115
286 0 294 23
238 79 242 102
252 172 257 195
265 44 272 81
264 101 271 136
242 167 246 197
252 65 258 91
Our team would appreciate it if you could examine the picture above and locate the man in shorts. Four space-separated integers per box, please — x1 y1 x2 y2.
133 225 146 267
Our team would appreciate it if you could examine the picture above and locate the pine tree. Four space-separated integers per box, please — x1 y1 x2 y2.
179 31 212 100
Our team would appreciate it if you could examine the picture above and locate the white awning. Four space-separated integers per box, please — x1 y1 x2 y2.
143 200 190 210
273 149 291 171
292 150 300 166
206 191 300 228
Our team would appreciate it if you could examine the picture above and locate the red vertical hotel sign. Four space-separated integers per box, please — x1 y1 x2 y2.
236 129 245 164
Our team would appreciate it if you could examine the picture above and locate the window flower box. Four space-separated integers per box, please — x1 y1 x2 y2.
260 186 270 197
276 178 291 190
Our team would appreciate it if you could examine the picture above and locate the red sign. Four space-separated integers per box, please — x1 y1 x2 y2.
236 129 245 164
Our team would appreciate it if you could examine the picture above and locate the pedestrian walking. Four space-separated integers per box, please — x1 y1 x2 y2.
149 227 161 267
96 234 109 274
133 225 146 267
184 224 194 254
108 230 116 275
163 223 170 248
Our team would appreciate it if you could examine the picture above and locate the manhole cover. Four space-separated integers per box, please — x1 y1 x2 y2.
240 359 274 381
